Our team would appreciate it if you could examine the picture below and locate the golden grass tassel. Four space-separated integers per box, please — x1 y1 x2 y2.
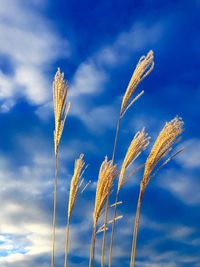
51 68 70 267
105 50 154 267
130 116 184 267
89 158 118 267
64 154 86 267
108 129 149 267
53 68 70 155
120 50 154 118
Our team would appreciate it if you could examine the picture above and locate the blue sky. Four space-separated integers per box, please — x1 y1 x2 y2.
0 0 200 266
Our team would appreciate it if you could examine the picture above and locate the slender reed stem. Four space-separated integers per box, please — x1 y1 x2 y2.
51 151 59 267
130 189 143 267
112 117 121 162
101 197 109 267
64 216 71 267
89 225 97 267
101 116 121 267
108 191 119 267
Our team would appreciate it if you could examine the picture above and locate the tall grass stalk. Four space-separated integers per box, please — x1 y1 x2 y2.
101 117 121 267
106 50 154 267
64 154 86 267
108 129 149 267
130 117 184 267
51 68 70 267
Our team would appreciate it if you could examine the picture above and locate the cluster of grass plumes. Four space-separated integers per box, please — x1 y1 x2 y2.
105 51 154 267
50 51 184 267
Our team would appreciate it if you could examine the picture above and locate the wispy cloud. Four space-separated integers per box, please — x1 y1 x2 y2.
176 138 200 169
63 20 164 133
158 168 200 205
0 0 69 110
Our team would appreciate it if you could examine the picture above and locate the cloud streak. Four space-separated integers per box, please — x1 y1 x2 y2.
0 0 69 109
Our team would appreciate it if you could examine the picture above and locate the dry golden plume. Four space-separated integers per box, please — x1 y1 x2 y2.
53 68 70 154
130 116 184 267
68 154 85 219
142 116 184 190
93 157 118 227
118 129 150 192
120 50 154 117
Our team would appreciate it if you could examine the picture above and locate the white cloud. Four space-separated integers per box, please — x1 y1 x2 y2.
168 225 194 240
158 169 200 205
0 140 199 267
69 61 107 97
78 104 118 134
15 65 50 104
0 134 94 266
0 0 69 110
176 138 200 168
101 212 199 266
53 19 164 132
35 101 53 121
96 21 163 67
0 99 15 113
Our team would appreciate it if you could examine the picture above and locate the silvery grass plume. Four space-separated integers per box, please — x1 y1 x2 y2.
89 158 118 267
108 129 150 267
119 50 154 119
130 116 184 267
105 51 154 267
53 68 70 155
64 154 87 267
118 129 150 192
51 68 70 267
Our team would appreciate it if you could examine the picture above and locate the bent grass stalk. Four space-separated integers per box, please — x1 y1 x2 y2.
106 50 154 267
130 116 184 267
101 117 121 267
64 154 85 267
52 68 70 267
108 129 150 267
89 158 118 267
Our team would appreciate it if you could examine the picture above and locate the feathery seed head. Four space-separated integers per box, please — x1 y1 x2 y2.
68 154 85 219
93 157 118 227
120 50 154 117
53 68 70 154
118 129 150 191
142 116 184 189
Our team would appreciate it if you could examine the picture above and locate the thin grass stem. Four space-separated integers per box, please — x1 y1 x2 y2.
101 196 109 267
51 151 59 267
130 189 143 267
112 117 121 162
89 226 97 267
101 116 121 267
64 216 71 267
108 191 119 267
